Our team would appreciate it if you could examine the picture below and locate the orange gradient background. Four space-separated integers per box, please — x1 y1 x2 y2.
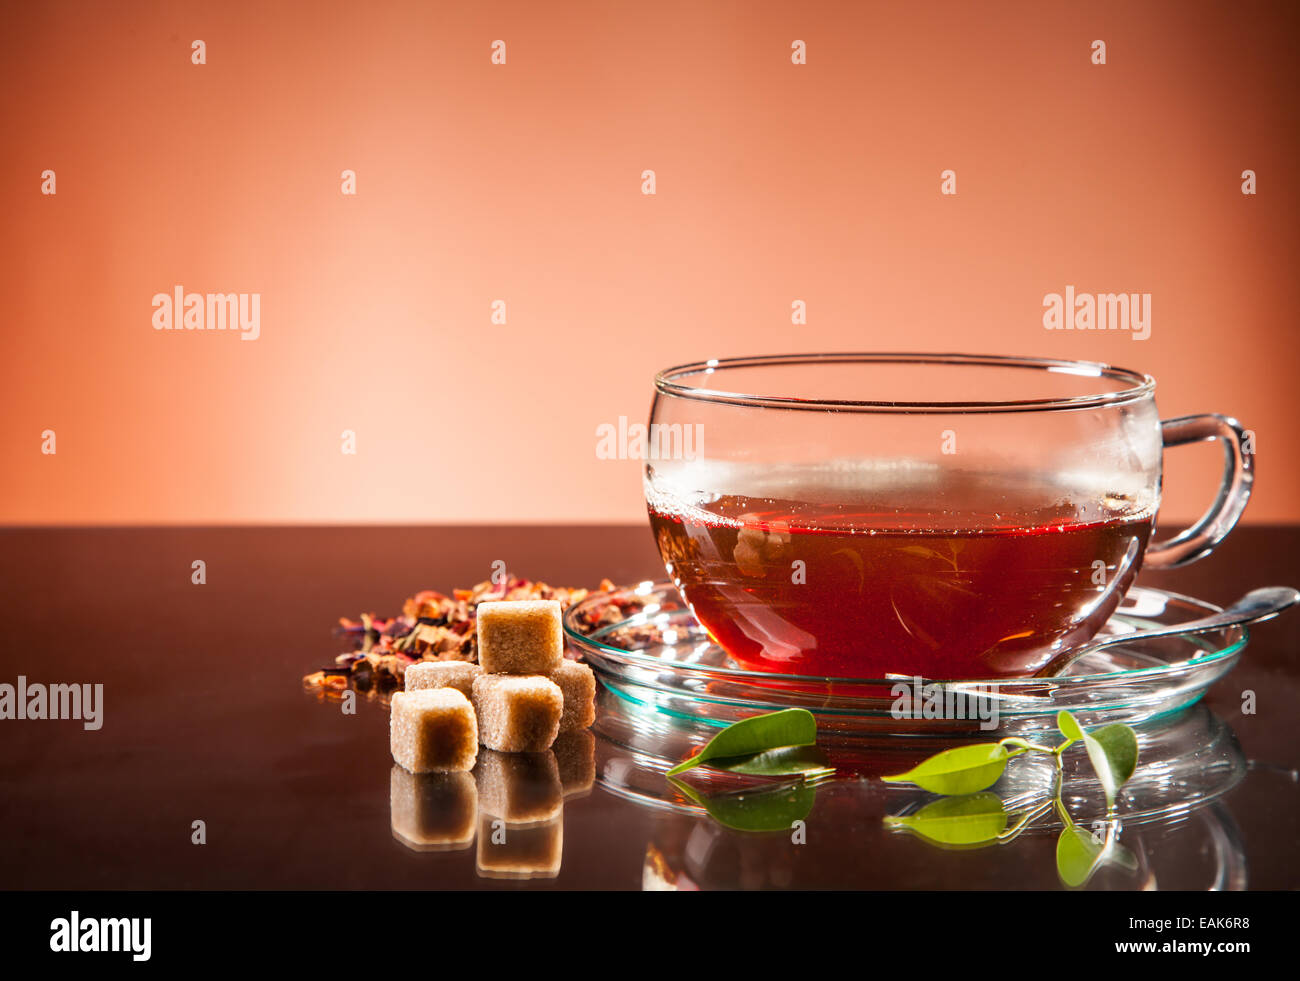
1 0 1296 525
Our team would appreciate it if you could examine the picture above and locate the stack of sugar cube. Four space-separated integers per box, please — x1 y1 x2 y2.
389 599 596 774
471 599 596 753
387 598 596 875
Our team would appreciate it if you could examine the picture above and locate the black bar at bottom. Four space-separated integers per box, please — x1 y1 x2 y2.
0 889 1281 967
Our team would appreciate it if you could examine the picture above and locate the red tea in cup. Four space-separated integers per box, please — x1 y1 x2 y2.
649 479 1153 679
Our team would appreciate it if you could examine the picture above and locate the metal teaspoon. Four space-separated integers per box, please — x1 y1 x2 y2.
1034 586 1300 679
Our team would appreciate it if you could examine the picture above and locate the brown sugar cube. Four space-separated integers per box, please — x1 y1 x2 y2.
476 600 564 675
389 766 478 852
405 660 482 698
471 674 563 753
552 730 595 799
390 688 479 773
476 814 563 880
549 658 596 732
474 750 562 826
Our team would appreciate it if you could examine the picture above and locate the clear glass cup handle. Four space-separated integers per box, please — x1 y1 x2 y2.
1145 414 1254 569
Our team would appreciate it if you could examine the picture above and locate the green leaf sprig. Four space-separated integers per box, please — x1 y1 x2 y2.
665 708 830 777
880 742 1012 796
664 709 834 831
881 710 1141 887
881 710 1138 803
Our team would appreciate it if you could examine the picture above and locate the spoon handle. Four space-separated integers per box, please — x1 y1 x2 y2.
1035 586 1300 679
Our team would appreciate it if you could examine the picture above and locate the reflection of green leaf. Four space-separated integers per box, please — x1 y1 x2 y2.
898 543 962 572
1056 824 1105 887
885 793 1008 847
669 777 817 832
666 709 817 776
881 743 1009 795
830 548 865 590
709 745 835 779
899 545 943 560
1081 725 1139 807
1108 839 1140 873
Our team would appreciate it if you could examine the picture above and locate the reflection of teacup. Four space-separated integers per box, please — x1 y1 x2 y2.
646 354 1253 679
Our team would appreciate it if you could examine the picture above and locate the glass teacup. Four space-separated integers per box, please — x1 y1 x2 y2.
644 354 1253 680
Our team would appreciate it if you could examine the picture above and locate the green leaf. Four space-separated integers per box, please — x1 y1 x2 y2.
885 792 1008 847
707 744 835 778
881 743 1009 795
665 709 817 776
1056 823 1105 888
1080 724 1139 807
668 777 817 832
1056 710 1084 746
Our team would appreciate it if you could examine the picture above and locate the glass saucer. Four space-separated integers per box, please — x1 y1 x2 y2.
562 581 1247 733
591 692 1245 829
592 695 1249 889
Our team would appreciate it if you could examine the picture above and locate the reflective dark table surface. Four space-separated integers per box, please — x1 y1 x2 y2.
1 525 1296 890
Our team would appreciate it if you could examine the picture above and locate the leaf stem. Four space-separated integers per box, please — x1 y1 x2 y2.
1050 765 1074 828
997 800 1053 843
999 736 1057 754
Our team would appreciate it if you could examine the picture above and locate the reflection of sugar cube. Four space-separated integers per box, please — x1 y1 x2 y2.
474 750 562 825
390 688 479 773
389 766 477 852
471 674 563 753
553 730 595 799
550 659 596 732
405 660 482 698
476 600 563 675
476 814 562 880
